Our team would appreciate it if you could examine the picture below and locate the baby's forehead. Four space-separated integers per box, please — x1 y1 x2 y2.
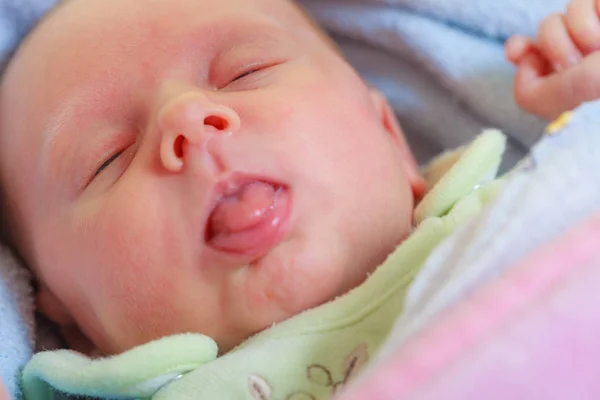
3 0 329 95
0 0 333 130
4 0 312 89
47 0 310 26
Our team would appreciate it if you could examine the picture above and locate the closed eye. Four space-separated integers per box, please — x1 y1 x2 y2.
94 151 123 177
232 68 260 82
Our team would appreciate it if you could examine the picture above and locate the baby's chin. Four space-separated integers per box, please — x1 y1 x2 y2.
100 222 410 355
252 231 400 316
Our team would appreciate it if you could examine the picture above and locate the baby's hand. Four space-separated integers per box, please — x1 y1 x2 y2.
506 0 600 120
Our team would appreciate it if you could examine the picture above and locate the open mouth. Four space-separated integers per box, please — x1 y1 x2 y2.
205 176 291 257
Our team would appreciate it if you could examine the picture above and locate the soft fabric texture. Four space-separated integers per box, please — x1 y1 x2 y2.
299 0 569 164
0 0 56 68
341 215 600 400
0 247 34 399
21 130 507 400
337 100 600 399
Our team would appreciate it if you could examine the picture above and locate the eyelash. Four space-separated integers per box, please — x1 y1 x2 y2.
94 150 123 177
231 68 261 83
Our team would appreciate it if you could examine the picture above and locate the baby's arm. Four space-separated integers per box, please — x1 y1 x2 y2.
505 0 600 120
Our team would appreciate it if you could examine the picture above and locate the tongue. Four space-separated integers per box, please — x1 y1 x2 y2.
208 181 276 240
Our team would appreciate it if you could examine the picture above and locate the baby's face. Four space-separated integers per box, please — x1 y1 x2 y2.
0 0 423 354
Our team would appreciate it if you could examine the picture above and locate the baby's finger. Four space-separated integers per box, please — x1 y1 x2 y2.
538 13 582 71
515 51 600 120
513 50 553 115
505 35 536 64
565 0 600 54
514 49 551 84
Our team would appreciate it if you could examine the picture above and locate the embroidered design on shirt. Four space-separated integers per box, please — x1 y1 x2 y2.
248 342 369 400
248 375 272 400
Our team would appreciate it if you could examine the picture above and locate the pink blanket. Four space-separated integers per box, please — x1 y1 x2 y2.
339 212 600 399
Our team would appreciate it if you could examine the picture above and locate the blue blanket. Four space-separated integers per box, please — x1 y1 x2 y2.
301 0 569 165
0 0 570 398
0 247 34 399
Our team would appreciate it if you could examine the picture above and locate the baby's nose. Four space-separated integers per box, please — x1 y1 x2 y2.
157 91 240 172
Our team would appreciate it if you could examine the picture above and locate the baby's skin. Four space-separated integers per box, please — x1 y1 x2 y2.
0 0 598 379
507 0 600 120
0 0 424 357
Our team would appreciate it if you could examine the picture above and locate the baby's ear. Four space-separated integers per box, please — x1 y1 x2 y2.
369 89 426 199
37 283 99 356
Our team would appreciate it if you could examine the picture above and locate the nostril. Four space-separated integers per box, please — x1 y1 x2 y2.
174 134 185 158
204 115 228 131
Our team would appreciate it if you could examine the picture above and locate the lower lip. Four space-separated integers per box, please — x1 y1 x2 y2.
207 187 292 258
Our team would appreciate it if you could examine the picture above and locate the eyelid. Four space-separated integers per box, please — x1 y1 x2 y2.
221 60 285 90
83 144 135 190
215 60 266 88
94 151 123 177
210 45 286 87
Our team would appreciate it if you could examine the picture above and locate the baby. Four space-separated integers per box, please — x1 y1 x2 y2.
0 0 430 358
0 0 599 398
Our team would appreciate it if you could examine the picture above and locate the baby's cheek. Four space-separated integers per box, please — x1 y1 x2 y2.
88 207 186 349
95 255 184 352
244 241 346 320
